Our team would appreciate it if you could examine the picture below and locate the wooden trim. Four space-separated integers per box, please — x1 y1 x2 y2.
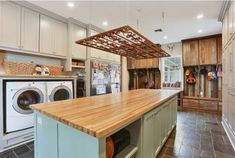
181 34 222 42
76 25 170 59
183 96 222 101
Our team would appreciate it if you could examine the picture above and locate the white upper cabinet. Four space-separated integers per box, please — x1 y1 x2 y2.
0 2 21 49
21 8 39 52
54 20 68 56
40 15 67 56
107 53 120 63
40 15 54 55
70 23 86 59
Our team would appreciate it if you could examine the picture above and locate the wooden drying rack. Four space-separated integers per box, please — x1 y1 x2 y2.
76 25 170 59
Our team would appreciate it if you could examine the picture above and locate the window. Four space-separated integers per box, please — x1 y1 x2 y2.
162 56 182 87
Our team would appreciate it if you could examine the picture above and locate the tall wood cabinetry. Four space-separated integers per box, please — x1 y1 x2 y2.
221 1 235 148
182 35 222 112
127 58 161 90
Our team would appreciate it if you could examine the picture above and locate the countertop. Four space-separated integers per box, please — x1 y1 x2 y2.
31 89 180 138
0 74 77 78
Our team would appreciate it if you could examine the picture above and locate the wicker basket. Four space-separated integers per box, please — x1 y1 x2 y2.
4 61 36 75
44 64 64 76
3 61 64 76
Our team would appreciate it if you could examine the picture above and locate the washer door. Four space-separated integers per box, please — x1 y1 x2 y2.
13 88 44 114
49 85 72 102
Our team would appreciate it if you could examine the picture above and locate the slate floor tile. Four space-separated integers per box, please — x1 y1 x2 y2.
13 145 30 157
0 150 17 158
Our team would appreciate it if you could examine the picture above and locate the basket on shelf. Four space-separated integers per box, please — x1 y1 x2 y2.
3 60 64 76
44 64 64 75
4 61 36 75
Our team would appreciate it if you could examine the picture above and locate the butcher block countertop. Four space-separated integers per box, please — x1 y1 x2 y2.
31 89 180 138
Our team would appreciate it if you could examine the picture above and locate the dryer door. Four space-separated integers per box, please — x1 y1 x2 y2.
49 85 72 102
13 88 44 114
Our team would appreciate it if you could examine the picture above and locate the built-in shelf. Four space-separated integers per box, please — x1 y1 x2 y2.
115 145 138 158
72 65 85 69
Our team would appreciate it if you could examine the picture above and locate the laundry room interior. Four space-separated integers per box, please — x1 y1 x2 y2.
0 0 235 158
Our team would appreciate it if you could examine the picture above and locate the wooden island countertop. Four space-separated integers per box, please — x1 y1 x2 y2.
31 89 180 138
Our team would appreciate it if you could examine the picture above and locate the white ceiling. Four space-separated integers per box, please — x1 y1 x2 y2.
29 1 222 44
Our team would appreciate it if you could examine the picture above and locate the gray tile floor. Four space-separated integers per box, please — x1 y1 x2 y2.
157 110 235 158
0 110 234 158
0 142 34 158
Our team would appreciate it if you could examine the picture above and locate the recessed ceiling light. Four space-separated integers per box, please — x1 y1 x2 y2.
198 29 203 33
102 21 108 26
67 2 74 8
163 35 168 40
197 14 204 19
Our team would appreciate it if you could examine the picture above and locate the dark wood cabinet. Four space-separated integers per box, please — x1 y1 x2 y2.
217 36 222 65
127 58 159 69
127 58 136 69
182 40 199 66
199 37 217 65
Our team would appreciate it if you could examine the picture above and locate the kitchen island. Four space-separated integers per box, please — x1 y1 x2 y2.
31 89 180 158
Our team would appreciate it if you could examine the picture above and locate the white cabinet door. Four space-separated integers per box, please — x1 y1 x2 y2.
166 103 171 135
21 7 39 52
143 111 154 158
70 24 86 59
40 15 54 55
107 53 120 63
230 90 235 134
153 108 161 157
54 20 67 56
160 104 167 143
0 2 21 49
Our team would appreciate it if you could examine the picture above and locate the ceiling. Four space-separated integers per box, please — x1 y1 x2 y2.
29 1 223 44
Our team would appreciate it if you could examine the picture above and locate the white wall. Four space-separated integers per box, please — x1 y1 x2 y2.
160 42 183 88
122 57 129 92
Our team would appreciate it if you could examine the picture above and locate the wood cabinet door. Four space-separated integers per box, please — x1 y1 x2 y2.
199 100 218 111
199 38 217 65
146 58 159 68
127 58 135 69
54 20 68 56
135 59 146 69
182 40 199 66
217 36 222 65
40 15 54 54
0 2 21 49
70 23 86 59
21 8 39 52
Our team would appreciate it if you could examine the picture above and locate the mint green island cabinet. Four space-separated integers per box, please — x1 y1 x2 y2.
31 89 180 158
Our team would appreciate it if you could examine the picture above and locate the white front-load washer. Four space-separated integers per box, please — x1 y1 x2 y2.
46 81 73 102
5 81 46 133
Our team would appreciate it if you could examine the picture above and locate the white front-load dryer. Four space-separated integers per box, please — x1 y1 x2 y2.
5 81 46 133
46 81 73 102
